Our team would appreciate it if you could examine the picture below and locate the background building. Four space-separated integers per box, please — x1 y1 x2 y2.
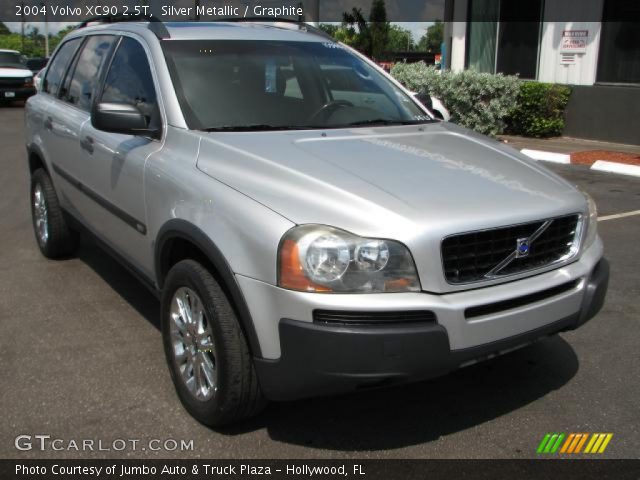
443 0 640 144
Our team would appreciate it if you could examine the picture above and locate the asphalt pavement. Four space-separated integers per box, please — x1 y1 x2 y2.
1 104 638 459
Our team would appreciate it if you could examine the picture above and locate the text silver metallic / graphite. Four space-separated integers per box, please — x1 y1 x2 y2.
161 5 304 18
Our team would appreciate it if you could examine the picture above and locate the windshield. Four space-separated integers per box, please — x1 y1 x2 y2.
0 52 27 68
162 40 431 131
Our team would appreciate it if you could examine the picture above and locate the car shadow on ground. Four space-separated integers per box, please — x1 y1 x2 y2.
233 336 578 451
77 238 161 330
77 232 579 452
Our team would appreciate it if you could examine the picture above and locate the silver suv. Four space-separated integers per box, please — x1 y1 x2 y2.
25 18 609 426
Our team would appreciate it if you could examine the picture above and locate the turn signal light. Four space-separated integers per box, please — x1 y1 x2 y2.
279 239 332 292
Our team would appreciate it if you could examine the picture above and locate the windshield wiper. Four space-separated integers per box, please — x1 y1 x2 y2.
201 124 304 132
345 119 432 127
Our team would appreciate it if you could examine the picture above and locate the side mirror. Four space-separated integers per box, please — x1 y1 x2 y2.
92 102 157 137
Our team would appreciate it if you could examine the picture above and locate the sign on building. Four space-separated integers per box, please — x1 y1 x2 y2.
561 30 589 53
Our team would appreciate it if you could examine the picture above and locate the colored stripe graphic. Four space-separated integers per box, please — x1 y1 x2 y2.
539 433 613 454
537 434 552 454
585 434 614 454
574 433 589 453
537 433 565 454
560 434 575 453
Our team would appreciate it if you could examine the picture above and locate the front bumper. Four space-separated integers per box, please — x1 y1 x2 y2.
0 86 35 101
251 255 609 401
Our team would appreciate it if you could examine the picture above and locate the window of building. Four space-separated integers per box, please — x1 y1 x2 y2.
466 0 543 79
597 0 640 84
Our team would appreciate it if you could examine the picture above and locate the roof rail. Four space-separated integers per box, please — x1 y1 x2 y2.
75 14 171 39
218 17 333 41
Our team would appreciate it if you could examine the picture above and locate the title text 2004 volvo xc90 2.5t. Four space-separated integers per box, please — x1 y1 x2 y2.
25 18 609 426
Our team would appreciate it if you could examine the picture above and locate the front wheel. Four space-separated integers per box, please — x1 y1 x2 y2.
30 168 79 259
161 260 265 427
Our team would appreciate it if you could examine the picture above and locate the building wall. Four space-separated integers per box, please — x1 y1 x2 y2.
446 0 605 85
449 0 468 73
564 85 640 144
537 0 604 85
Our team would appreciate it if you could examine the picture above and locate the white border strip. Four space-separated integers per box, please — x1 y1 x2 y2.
591 160 640 178
599 210 640 222
520 149 571 164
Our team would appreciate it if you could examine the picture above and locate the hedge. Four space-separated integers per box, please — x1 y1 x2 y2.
507 81 572 138
391 62 520 136
391 62 572 138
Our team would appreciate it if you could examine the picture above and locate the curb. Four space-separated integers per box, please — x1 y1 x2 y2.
520 149 640 178
520 149 571 164
591 160 640 177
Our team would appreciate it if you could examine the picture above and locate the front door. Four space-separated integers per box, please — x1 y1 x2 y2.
78 36 163 277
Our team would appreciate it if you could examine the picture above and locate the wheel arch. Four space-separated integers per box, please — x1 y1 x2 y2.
155 219 263 358
27 143 49 175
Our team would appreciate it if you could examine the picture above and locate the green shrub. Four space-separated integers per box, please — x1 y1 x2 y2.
507 82 572 138
391 62 520 136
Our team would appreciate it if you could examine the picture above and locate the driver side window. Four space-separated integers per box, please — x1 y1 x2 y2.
100 37 160 130
64 35 116 110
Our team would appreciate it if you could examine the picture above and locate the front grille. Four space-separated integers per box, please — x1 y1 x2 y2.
442 214 581 284
0 78 26 88
313 310 437 326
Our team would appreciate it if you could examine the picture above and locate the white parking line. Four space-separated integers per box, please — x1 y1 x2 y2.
598 210 640 222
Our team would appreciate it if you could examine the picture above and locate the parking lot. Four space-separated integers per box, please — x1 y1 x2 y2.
1 103 638 459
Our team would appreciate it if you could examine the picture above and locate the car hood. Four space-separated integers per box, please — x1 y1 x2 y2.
0 66 32 78
196 122 586 240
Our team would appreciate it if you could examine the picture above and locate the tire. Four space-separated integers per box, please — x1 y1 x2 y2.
30 168 79 259
161 259 265 427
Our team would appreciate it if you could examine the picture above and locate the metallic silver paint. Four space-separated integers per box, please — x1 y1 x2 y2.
26 21 603 360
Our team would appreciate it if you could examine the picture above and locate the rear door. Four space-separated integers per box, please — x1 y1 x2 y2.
45 35 117 217
36 37 82 204
78 35 163 273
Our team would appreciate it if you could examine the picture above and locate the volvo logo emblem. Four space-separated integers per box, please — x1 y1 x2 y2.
516 238 531 258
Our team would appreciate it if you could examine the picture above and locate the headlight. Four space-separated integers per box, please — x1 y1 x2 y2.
278 225 421 293
24 77 33 87
582 190 598 249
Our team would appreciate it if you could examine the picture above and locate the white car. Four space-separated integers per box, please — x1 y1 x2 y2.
0 49 36 103
411 91 451 121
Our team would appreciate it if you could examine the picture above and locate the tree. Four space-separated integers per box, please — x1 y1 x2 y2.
50 25 77 52
318 23 339 37
418 20 444 53
387 24 414 52
0 22 10 35
342 7 370 54
340 0 390 59
368 0 389 60
0 23 77 57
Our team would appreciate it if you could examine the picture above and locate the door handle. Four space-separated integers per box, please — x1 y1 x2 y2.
80 136 94 154
44 116 53 131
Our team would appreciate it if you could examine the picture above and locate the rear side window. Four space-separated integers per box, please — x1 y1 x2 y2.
43 38 81 96
100 37 160 128
65 35 116 110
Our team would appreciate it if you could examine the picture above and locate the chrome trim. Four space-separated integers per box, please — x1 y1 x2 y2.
441 214 584 286
484 219 552 278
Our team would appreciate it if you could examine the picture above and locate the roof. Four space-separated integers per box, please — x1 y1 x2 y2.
77 21 330 43
0 49 20 54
